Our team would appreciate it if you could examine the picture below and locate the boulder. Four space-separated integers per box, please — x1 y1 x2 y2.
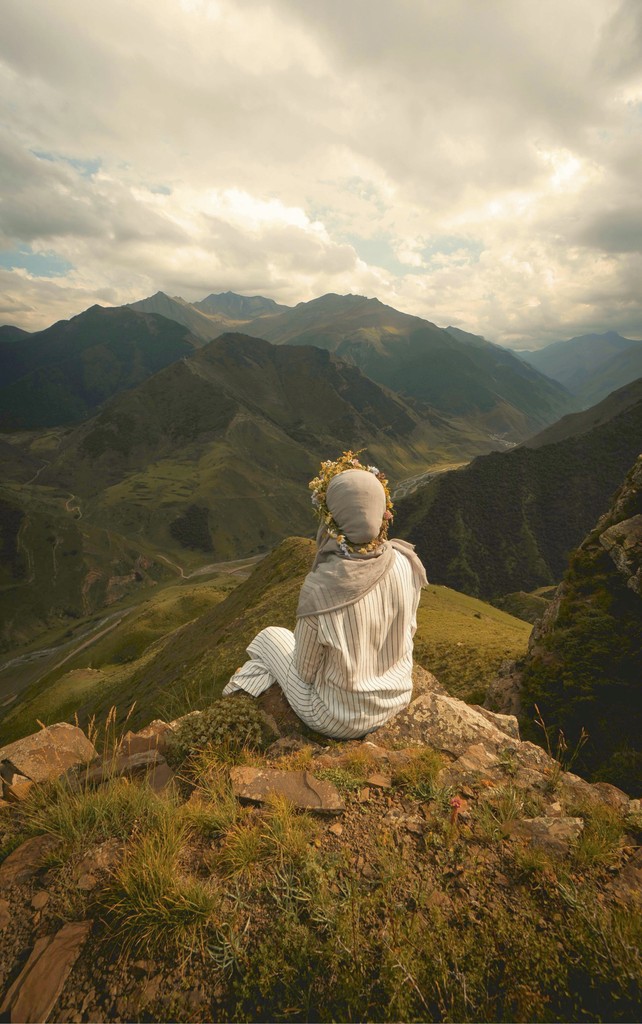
374 691 519 757
83 749 167 785
0 919 92 1022
470 705 520 741
229 766 344 814
0 724 96 789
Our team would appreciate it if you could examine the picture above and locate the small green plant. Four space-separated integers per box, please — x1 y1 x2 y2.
475 784 524 841
392 748 442 800
166 695 267 766
316 761 370 793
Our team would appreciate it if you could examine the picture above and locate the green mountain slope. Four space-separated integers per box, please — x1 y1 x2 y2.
395 392 642 599
0 305 198 429
0 482 172 653
1 535 530 740
39 333 490 566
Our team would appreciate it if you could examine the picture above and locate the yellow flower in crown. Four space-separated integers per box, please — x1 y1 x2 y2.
309 449 394 555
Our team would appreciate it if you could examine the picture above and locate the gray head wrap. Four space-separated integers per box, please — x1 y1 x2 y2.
297 467 427 617
325 469 386 544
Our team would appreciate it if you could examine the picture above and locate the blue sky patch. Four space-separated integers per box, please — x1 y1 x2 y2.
0 247 74 278
31 150 101 178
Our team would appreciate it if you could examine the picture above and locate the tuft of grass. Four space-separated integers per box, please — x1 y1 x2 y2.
101 805 218 963
182 761 244 839
571 802 625 870
475 784 525 841
391 748 443 800
22 775 172 854
218 795 318 878
219 818 266 878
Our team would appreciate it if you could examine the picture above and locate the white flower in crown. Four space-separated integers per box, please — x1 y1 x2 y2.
367 465 379 474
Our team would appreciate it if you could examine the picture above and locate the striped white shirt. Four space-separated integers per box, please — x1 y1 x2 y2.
223 550 421 739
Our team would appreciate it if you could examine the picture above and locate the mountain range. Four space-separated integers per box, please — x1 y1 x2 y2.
1 291 577 442
519 331 642 409
129 291 574 440
1 289 641 655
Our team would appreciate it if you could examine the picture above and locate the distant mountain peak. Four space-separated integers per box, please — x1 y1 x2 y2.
193 291 289 319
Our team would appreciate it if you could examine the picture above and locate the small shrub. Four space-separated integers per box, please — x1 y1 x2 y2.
166 695 267 766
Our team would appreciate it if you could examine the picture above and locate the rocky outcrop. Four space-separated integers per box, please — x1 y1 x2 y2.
599 513 642 595
374 691 520 756
485 455 642 794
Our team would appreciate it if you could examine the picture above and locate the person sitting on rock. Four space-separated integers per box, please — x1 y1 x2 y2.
223 451 427 739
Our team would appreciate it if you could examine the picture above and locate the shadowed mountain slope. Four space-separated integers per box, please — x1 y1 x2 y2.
0 325 29 343
0 305 198 429
250 294 574 440
522 377 642 449
575 344 642 409
395 389 642 600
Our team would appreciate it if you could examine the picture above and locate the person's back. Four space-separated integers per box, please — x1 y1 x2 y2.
223 452 427 739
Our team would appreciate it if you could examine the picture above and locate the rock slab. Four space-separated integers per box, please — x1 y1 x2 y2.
0 723 96 786
0 919 92 1022
230 766 344 814
0 834 61 888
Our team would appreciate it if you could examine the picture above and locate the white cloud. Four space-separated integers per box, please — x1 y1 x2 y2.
0 0 641 345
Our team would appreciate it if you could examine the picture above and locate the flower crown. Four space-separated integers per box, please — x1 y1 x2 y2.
309 450 394 556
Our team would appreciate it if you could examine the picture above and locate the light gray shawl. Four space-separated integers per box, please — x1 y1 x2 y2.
297 469 427 617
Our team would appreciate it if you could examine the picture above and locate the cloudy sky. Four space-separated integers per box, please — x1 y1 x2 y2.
1 0 641 348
